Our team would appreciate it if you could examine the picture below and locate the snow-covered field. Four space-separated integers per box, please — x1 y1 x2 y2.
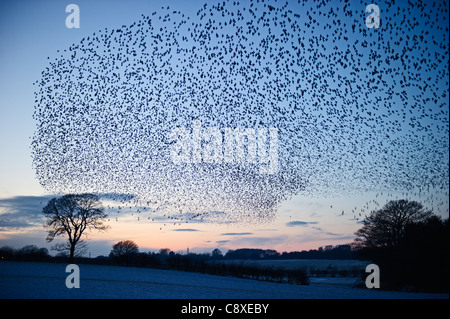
0 261 448 299
216 258 366 270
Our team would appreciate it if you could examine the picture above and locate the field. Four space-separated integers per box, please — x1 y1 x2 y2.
214 259 367 286
1 261 448 299
215 258 366 270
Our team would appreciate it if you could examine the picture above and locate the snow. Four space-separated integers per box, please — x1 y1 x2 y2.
0 261 448 299
220 259 367 270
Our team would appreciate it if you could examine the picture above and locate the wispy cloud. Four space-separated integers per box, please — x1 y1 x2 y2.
0 193 137 231
0 195 54 230
168 211 233 224
173 228 200 232
286 220 319 227
0 212 40 229
94 193 137 201
229 235 289 247
220 232 253 236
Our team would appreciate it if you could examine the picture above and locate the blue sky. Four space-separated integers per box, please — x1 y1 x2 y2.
0 0 448 256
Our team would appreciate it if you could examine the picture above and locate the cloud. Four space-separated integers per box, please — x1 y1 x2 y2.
0 193 136 231
0 195 55 230
0 212 39 229
172 228 199 232
220 232 253 236
168 210 235 224
228 235 289 247
216 240 230 245
286 220 319 227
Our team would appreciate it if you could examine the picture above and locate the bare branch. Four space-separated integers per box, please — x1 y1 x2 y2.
42 193 109 262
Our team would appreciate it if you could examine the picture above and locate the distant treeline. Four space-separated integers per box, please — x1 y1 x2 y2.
224 245 356 260
0 244 312 285
0 245 51 262
0 243 363 286
0 244 356 263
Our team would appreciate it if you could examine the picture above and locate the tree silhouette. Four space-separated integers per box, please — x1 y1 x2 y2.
51 239 88 258
159 248 172 256
354 199 449 292
43 194 109 262
109 240 139 266
211 248 223 259
354 199 433 249
397 215 449 292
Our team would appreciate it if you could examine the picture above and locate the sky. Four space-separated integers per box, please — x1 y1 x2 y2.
0 0 448 257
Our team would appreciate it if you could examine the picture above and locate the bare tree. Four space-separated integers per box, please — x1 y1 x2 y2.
355 199 432 249
109 240 139 266
51 240 88 258
211 248 223 259
43 194 109 262
159 248 172 256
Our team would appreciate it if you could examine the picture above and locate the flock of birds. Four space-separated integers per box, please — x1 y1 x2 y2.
32 0 449 226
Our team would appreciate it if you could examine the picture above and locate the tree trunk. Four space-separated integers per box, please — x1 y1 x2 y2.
69 242 76 263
